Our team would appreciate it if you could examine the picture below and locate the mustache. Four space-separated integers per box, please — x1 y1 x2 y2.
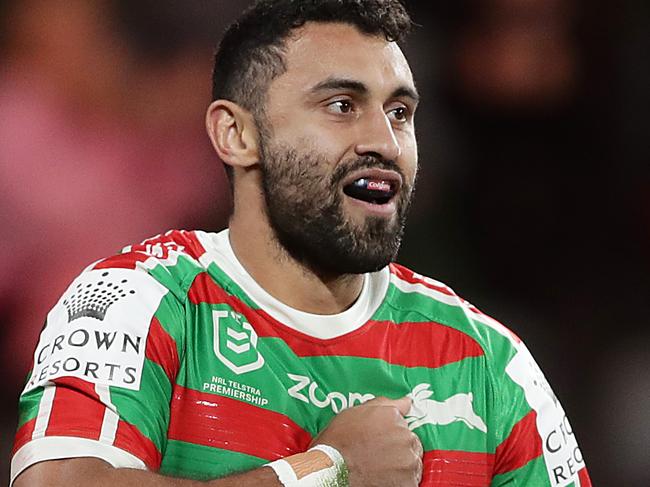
331 156 405 186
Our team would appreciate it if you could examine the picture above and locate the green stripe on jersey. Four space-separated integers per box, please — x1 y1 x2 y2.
109 358 172 454
294 355 492 453
376 282 501 344
491 455 551 486
143 255 203 302
160 440 266 480
17 386 44 429
152 290 187 360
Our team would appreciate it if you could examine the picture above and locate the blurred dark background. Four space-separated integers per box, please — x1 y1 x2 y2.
1 1 648 485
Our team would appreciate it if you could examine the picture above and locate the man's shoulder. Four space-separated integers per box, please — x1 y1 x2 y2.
93 230 211 270
82 229 227 301
385 262 522 358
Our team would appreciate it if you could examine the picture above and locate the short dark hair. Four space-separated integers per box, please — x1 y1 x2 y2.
212 0 413 116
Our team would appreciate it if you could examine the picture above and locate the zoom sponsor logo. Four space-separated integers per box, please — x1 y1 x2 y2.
287 373 374 413
287 374 487 435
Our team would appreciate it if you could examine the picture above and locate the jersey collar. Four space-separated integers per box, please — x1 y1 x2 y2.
196 229 389 340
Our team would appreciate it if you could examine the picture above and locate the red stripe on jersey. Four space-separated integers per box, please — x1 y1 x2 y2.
173 230 207 259
421 450 494 486
252 313 485 369
45 377 105 440
94 231 207 271
145 317 180 383
188 271 230 305
114 419 162 470
390 263 455 296
493 410 543 475
12 418 36 455
188 273 485 369
132 230 208 261
168 385 312 461
578 466 592 486
93 252 150 270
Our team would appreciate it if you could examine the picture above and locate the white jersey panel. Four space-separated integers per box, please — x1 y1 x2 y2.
24 267 168 393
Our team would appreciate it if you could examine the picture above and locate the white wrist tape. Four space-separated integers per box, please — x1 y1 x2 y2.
267 458 299 485
266 444 348 486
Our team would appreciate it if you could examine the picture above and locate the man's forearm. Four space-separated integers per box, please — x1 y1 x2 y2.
14 398 418 487
14 457 281 487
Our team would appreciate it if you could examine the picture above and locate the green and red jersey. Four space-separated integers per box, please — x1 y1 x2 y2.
12 229 591 486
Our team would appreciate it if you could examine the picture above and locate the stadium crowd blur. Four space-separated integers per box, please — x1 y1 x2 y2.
0 0 648 485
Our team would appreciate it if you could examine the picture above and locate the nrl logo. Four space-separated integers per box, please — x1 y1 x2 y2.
406 383 487 433
212 309 265 375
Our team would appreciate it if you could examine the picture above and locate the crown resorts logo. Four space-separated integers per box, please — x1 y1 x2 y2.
62 271 136 322
212 309 265 375
25 268 159 393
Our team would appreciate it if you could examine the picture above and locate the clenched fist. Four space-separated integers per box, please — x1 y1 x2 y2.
311 396 423 486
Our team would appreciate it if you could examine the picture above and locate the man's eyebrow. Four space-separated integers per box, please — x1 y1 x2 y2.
392 86 420 104
309 77 420 104
309 77 369 95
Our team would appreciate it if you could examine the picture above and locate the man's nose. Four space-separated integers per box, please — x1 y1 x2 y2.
354 109 402 162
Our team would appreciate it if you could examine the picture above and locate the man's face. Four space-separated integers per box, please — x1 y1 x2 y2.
259 22 419 275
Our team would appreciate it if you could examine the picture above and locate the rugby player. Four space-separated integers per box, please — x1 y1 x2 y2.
12 1 591 486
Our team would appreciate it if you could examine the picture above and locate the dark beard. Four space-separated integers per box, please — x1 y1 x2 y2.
259 141 413 276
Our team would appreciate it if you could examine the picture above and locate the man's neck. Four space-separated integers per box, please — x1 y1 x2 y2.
228 217 365 315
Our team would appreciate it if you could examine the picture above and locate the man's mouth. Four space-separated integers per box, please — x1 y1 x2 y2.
343 178 397 205
341 169 402 206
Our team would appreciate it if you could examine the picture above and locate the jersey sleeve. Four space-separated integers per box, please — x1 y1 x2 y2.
10 257 186 485
490 339 592 487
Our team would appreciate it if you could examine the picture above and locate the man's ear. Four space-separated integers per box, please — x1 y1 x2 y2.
206 100 260 169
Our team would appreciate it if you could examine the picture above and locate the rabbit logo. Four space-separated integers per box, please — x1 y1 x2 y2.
406 383 487 433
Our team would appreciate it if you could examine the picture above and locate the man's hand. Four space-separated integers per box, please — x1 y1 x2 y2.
311 396 423 486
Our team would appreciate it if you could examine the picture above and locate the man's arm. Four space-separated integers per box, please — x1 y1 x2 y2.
490 341 592 486
14 396 423 487
15 457 280 487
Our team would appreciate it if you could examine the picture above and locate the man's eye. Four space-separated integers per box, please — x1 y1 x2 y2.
328 100 353 114
388 106 409 122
